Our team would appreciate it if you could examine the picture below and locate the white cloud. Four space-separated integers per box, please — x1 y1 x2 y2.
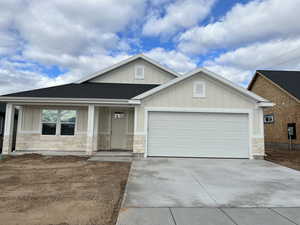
204 38 300 86
143 0 215 37
0 58 57 95
204 64 252 87
0 53 132 95
0 0 146 94
178 0 300 54
15 0 145 57
145 48 197 73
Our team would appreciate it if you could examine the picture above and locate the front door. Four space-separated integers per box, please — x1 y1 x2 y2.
111 109 127 150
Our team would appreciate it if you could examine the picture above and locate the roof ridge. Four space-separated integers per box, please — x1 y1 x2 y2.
75 54 180 84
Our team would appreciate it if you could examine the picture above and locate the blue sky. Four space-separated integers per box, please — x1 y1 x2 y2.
0 0 299 94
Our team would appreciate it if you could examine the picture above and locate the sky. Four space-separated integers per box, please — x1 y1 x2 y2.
0 0 300 94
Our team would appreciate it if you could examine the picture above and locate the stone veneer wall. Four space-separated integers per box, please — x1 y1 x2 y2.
252 137 265 157
126 134 134 150
16 133 87 151
133 135 146 154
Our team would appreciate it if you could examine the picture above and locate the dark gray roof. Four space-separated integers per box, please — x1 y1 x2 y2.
2 82 159 99
257 70 300 100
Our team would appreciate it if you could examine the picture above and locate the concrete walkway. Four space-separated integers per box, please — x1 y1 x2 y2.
117 158 300 225
117 207 300 225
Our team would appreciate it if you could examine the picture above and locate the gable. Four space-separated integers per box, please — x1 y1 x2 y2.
89 58 176 85
141 72 256 109
256 70 300 101
250 72 300 104
250 74 300 106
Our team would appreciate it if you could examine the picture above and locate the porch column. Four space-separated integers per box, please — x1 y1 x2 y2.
2 103 15 154
86 104 95 155
93 107 99 151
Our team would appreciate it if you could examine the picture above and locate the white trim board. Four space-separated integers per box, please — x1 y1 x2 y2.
0 97 140 105
133 68 271 106
75 54 180 84
143 107 253 159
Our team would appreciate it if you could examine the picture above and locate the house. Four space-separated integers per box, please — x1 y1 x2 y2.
0 55 272 159
248 70 300 150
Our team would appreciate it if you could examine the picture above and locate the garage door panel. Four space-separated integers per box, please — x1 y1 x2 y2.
147 112 249 158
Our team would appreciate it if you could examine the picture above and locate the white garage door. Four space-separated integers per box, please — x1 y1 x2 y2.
147 111 249 158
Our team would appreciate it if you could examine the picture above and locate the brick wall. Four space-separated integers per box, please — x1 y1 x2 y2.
250 74 300 149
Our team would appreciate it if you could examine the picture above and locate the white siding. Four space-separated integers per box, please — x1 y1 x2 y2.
90 58 175 84
136 73 257 132
20 106 88 134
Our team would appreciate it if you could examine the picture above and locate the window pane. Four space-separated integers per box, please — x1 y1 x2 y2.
60 110 76 123
114 112 125 119
42 123 56 135
61 123 75 135
42 110 58 123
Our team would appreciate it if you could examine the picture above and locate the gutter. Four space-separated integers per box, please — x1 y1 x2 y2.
0 97 141 105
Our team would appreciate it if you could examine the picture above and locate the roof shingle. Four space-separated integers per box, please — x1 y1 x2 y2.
2 82 159 99
256 70 300 100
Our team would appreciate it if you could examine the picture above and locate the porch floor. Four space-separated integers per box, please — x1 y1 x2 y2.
89 150 133 162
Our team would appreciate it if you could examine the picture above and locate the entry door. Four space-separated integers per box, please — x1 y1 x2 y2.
147 111 249 158
111 109 127 150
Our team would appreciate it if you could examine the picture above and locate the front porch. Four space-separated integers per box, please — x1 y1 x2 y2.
2 103 137 155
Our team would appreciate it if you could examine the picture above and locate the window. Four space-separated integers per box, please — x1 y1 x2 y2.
42 110 58 135
60 110 76 135
193 82 206 98
113 112 125 119
288 123 297 139
41 110 76 135
135 65 144 80
264 114 274 124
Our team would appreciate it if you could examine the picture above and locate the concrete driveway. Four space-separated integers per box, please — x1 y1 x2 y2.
117 158 300 225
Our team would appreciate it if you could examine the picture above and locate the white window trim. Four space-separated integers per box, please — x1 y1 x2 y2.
263 114 274 124
193 81 206 98
40 109 77 136
135 65 145 80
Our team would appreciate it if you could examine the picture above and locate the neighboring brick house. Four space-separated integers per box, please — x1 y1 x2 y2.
248 70 300 150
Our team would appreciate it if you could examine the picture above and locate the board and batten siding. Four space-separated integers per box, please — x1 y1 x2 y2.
16 105 88 151
97 107 134 150
133 72 265 157
19 105 88 134
89 58 175 85
16 105 135 152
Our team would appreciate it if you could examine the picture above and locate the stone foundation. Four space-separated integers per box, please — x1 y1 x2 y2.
126 134 134 150
2 135 12 154
252 137 265 158
133 135 146 154
16 133 87 151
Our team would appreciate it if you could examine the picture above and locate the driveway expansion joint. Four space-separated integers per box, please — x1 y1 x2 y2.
269 208 300 225
218 208 239 225
169 208 178 225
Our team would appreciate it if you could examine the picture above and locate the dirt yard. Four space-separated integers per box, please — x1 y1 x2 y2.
0 154 131 225
265 149 300 171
